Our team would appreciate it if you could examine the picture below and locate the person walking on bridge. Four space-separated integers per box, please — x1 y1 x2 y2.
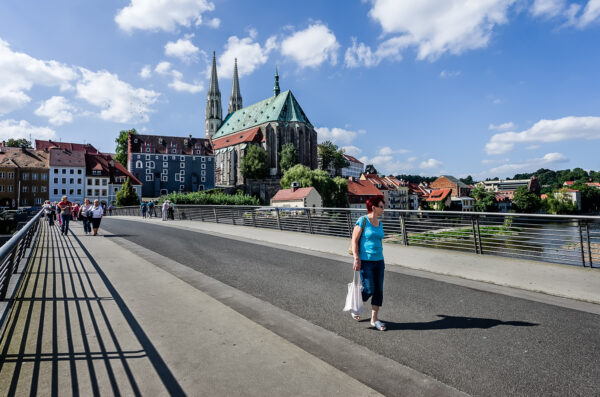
351 195 387 331
80 198 93 235
162 200 169 221
57 196 73 236
90 199 104 236
141 201 147 218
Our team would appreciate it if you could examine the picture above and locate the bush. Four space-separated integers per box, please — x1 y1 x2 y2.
158 191 259 206
115 177 140 206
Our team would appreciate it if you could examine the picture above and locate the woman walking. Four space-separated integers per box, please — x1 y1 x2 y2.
57 196 73 236
90 199 104 236
351 195 387 331
42 200 54 226
80 199 93 235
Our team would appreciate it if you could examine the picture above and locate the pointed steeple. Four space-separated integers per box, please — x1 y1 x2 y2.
205 51 222 138
228 58 243 114
273 66 280 96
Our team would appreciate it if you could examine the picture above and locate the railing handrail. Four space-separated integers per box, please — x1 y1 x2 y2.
114 204 600 221
0 210 43 263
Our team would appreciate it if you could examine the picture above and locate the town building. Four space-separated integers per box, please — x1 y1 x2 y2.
359 174 390 208
382 176 409 210
341 154 364 179
86 153 142 204
47 148 86 203
555 189 582 211
478 176 540 193
430 175 471 198
127 133 214 197
407 183 431 210
271 184 322 208
426 188 452 210
207 53 318 188
347 177 383 209
450 196 476 211
0 147 49 208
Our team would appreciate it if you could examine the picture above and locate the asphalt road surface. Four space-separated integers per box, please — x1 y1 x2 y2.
102 218 600 397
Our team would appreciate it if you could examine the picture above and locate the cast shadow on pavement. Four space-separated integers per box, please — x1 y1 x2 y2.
384 314 538 331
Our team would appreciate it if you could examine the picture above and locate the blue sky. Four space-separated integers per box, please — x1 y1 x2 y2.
1 0 599 179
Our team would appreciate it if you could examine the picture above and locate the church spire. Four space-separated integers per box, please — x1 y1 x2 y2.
273 66 280 96
228 58 243 114
205 51 222 138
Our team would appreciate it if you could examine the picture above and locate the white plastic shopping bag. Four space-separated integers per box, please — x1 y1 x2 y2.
343 271 364 313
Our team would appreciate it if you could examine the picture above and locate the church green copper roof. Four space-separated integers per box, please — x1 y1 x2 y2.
213 90 312 139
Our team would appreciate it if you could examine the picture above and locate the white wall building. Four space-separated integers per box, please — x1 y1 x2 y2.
341 154 364 179
48 148 86 203
271 186 322 208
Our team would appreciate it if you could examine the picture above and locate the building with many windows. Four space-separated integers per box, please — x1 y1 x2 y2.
48 148 86 203
341 154 364 179
86 153 142 204
127 133 214 197
0 147 49 208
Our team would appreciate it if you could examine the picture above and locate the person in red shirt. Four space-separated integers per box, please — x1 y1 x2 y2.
57 196 73 236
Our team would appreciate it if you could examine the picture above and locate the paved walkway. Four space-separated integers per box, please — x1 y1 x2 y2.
0 220 384 396
117 216 600 306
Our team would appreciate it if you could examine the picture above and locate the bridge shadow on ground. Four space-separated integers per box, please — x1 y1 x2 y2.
384 314 538 331
0 221 184 396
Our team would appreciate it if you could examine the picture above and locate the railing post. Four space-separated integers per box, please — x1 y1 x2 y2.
476 216 483 254
231 208 236 225
346 211 353 237
399 213 408 246
578 220 586 267
585 222 593 268
214 207 219 223
471 216 479 254
252 208 257 228
306 209 313 234
200 206 205 222
275 208 282 230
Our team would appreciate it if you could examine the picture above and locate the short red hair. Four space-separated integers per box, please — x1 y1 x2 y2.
366 195 384 213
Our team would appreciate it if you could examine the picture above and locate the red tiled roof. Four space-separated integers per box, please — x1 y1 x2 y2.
272 187 316 201
212 127 263 150
343 154 363 164
49 148 86 167
565 189 579 192
85 153 141 185
564 181 575 185
129 133 213 155
586 182 600 187
348 179 382 197
0 147 49 168
426 188 451 202
35 140 99 154
495 191 514 201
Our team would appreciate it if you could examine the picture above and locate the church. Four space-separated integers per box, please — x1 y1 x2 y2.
206 53 318 188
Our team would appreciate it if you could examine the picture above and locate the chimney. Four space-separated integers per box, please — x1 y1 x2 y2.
291 181 299 192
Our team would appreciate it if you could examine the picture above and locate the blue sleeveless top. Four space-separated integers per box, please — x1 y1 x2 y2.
356 216 384 261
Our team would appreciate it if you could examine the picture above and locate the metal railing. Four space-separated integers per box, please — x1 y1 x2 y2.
0 210 42 300
110 205 600 268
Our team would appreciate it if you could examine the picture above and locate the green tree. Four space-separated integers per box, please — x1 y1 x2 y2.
115 129 136 166
332 177 349 208
544 190 578 215
512 186 542 213
279 143 298 172
571 183 600 213
241 144 269 179
472 186 497 212
317 141 349 176
280 164 348 207
6 138 32 148
460 175 474 185
115 177 140 206
365 164 378 175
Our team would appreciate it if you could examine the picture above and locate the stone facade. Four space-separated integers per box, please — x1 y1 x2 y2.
430 175 471 198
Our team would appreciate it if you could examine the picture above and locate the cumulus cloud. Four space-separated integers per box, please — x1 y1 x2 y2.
217 34 277 78
281 23 339 68
154 62 203 93
367 0 515 61
341 145 362 157
165 35 199 63
578 0 600 27
316 127 364 145
34 96 76 125
0 119 56 141
76 68 160 123
377 146 410 155
0 38 78 115
206 17 221 28
139 65 152 79
485 116 600 154
420 158 443 169
489 153 568 176
359 154 415 175
440 69 461 78
530 0 600 27
531 0 566 18
489 121 515 131
115 0 215 32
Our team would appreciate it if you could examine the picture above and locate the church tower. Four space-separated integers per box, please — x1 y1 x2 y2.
205 51 222 138
273 66 281 96
228 58 243 114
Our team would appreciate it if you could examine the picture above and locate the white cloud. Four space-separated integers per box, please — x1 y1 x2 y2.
34 96 76 126
489 121 515 131
485 116 600 154
526 144 541 150
531 0 566 18
154 62 203 93
0 38 78 115
217 34 277 78
579 0 600 27
76 68 160 123
139 65 152 79
165 35 199 63
155 61 172 75
440 69 461 78
341 145 362 157
281 23 339 68
0 119 56 141
206 17 221 28
481 158 509 165
489 152 568 176
377 146 410 155
115 0 215 32
359 154 415 175
420 158 443 169
316 127 362 145
367 0 515 61
344 35 413 68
